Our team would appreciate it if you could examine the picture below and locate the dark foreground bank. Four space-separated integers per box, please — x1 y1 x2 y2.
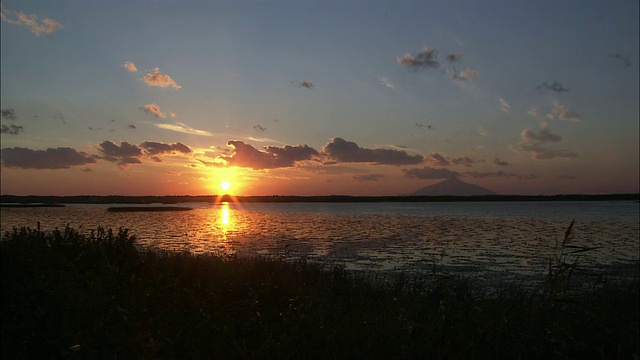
1 226 638 359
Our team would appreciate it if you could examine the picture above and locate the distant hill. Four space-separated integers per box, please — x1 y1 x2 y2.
411 177 498 196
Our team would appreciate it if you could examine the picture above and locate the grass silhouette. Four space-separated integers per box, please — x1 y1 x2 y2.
1 224 638 358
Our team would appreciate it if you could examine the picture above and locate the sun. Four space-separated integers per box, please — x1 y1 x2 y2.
220 181 231 192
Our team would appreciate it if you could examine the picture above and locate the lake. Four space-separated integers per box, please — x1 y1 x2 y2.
2 201 638 285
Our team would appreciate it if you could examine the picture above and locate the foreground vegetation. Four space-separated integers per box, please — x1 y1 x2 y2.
1 225 638 359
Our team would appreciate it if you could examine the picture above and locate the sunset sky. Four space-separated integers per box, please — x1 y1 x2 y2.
1 0 638 196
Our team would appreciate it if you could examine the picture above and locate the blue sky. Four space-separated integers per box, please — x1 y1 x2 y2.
1 0 638 196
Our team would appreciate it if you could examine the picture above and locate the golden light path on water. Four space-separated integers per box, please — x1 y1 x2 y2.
1 202 638 286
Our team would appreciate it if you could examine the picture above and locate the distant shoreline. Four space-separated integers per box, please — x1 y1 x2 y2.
1 193 638 205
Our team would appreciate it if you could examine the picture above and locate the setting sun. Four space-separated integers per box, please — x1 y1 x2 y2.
220 181 231 192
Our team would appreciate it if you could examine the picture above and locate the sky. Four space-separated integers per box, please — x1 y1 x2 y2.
1 0 638 196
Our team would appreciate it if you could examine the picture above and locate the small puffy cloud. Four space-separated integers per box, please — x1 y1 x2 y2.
97 141 143 166
140 141 191 156
291 80 314 89
1 6 63 37
401 166 459 179
463 171 536 180
499 98 511 114
253 124 267 132
450 156 477 166
1 108 17 121
143 68 182 89
450 67 478 81
377 76 396 90
123 61 138 72
445 53 463 62
323 138 424 166
1 147 97 169
536 82 569 93
140 103 174 118
154 122 212 136
353 174 385 182
220 141 319 169
397 47 440 70
1 124 24 135
493 157 510 166
547 100 582 121
128 124 137 129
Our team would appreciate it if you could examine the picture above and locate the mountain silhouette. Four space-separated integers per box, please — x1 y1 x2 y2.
411 177 498 196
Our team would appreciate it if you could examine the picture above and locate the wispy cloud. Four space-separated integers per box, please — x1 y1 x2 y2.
401 166 459 179
546 100 582 121
1 147 97 169
499 98 511 114
154 122 213 136
140 141 191 156
377 76 396 90
610 53 632 68
123 61 138 72
493 157 510 166
322 138 424 166
291 80 314 89
140 103 175 119
397 47 440 70
253 124 267 132
143 68 182 89
463 171 536 180
445 53 463 62
353 174 385 182
1 5 63 37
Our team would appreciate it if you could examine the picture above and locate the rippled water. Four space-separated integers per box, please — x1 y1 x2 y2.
2 201 638 283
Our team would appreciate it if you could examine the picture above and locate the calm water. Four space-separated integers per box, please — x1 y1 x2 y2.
2 201 638 282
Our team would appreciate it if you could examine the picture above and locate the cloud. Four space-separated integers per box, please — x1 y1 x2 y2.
140 141 191 156
516 124 577 160
450 67 478 81
493 157 510 166
463 171 536 180
353 174 385 182
450 156 477 166
477 127 488 136
499 98 511 114
426 152 450 167
322 138 424 166
547 100 582 121
140 103 174 118
1 147 97 169
253 124 267 132
97 141 143 166
527 108 540 117
1 6 63 37
291 80 314 89
128 124 137 129
445 53 463 62
521 127 561 144
1 108 17 121
154 122 213 136
397 47 440 70
610 53 632 68
1 124 24 135
219 141 319 169
143 68 182 89
377 76 396 90
123 61 138 72
536 82 569 93
401 166 459 179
